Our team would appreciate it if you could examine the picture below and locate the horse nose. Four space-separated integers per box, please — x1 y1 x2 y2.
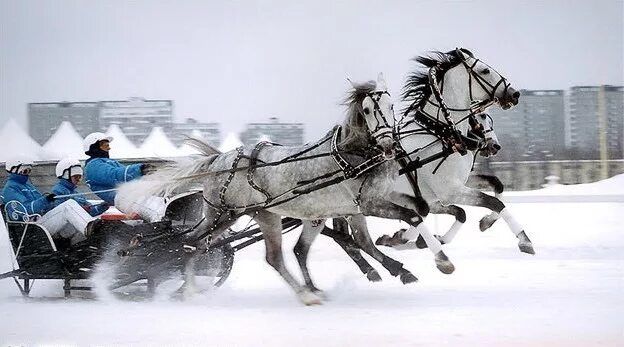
512 91 520 105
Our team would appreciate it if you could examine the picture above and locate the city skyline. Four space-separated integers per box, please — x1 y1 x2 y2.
23 82 623 162
1 0 622 142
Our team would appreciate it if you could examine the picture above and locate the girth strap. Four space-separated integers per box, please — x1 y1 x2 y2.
247 142 272 203
219 147 245 209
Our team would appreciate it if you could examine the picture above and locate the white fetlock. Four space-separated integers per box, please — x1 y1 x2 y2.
298 290 322 306
312 289 328 301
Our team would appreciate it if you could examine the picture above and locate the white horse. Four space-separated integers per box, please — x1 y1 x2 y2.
376 48 534 255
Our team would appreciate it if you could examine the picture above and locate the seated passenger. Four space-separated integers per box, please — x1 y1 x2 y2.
2 157 99 245
52 158 109 217
82 132 165 222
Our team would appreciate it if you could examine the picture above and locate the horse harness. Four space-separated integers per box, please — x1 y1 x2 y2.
196 125 390 240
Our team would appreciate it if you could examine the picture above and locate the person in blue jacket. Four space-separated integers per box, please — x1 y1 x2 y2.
52 158 109 217
2 157 99 244
83 132 164 222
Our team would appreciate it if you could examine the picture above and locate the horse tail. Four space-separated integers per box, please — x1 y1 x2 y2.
183 137 222 156
117 138 225 202
116 154 219 204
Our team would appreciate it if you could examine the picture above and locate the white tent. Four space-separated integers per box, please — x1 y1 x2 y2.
139 127 181 158
0 119 43 162
218 132 243 152
105 124 142 159
42 121 86 160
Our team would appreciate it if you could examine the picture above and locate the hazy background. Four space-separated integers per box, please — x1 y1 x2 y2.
1 0 622 141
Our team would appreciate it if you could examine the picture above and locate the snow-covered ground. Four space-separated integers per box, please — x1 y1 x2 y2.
0 179 622 346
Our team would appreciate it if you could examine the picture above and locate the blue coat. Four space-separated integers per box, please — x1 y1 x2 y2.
84 157 143 205
1 174 52 221
51 178 109 217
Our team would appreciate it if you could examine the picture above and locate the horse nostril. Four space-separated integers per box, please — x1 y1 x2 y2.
512 91 520 99
493 143 501 151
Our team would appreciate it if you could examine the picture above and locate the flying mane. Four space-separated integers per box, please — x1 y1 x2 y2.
401 48 474 116
340 80 377 150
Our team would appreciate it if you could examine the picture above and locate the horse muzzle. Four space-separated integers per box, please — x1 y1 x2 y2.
499 89 520 109
377 137 396 160
480 140 501 157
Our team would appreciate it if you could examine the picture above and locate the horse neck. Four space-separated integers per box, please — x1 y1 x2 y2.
338 122 372 152
420 93 471 135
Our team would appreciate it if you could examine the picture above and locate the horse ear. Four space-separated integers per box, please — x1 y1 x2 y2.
347 78 358 89
376 72 387 91
455 47 469 60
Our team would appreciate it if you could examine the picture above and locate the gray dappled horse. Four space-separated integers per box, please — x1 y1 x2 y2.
122 74 424 305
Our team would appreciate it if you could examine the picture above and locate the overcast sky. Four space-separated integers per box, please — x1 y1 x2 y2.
1 0 622 141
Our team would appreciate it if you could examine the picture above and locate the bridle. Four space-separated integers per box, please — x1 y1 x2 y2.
363 90 395 144
404 49 510 155
456 48 513 109
466 113 496 152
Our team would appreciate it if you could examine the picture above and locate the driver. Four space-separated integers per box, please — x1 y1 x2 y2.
2 157 100 245
51 158 110 217
82 132 165 222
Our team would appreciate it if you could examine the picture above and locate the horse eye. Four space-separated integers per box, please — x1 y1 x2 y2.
481 68 490 75
480 114 486 119
363 108 370 115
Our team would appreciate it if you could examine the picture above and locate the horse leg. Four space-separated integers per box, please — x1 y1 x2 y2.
294 219 326 296
346 214 418 284
443 186 535 255
323 218 381 282
471 174 505 231
255 211 321 305
372 193 455 274
429 202 466 245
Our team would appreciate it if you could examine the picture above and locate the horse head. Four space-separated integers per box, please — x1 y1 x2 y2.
468 112 501 157
345 73 396 159
449 48 520 110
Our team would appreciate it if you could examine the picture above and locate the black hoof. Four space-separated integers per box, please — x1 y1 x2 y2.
375 235 391 246
519 243 536 255
479 216 496 231
399 271 418 284
366 269 382 282
435 251 455 274
415 235 428 249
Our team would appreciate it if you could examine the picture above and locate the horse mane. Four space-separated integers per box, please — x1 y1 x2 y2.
340 80 377 150
401 48 474 116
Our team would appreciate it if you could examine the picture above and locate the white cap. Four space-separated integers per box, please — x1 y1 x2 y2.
5 157 34 174
55 158 83 179
83 132 113 152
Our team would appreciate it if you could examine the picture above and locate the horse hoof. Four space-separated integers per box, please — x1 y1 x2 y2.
375 235 392 246
399 271 418 284
519 242 535 255
434 235 446 245
435 251 455 274
517 231 535 255
479 216 496 231
299 291 323 306
366 269 382 282
415 235 428 249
